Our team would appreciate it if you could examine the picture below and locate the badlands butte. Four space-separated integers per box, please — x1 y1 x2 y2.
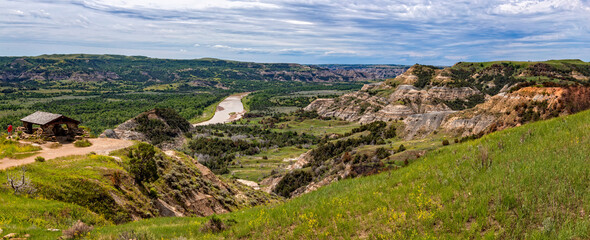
307 60 590 139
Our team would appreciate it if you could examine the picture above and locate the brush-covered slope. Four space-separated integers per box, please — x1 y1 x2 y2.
93 108 590 239
306 60 590 139
0 143 279 230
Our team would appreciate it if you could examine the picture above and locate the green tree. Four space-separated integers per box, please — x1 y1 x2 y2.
128 143 159 184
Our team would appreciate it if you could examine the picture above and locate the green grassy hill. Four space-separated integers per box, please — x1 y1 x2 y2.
92 107 590 239
386 59 590 96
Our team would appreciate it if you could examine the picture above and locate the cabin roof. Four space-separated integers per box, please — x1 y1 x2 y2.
21 111 79 125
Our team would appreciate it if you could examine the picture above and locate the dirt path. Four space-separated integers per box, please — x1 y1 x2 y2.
0 138 134 170
195 92 249 126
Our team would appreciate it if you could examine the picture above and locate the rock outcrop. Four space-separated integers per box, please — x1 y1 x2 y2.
100 108 191 150
306 60 590 139
442 86 590 136
305 83 482 138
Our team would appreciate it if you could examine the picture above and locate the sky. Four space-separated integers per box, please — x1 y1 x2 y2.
1 0 590 65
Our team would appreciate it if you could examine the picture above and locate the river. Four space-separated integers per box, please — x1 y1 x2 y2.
194 93 249 126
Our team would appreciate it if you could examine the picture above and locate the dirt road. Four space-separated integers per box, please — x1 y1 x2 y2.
0 138 134 170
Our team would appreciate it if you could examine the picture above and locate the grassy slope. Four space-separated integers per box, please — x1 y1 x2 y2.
95 108 590 239
0 191 108 240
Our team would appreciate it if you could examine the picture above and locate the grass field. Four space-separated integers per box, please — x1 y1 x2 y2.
242 117 361 136
92 108 590 239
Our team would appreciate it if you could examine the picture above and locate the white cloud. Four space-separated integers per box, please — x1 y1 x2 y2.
283 20 314 25
518 33 566 41
10 9 25 16
212 45 232 49
445 55 469 61
85 0 280 11
30 9 51 18
492 0 585 14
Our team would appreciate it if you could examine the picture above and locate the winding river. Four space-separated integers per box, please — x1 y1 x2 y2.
194 93 249 126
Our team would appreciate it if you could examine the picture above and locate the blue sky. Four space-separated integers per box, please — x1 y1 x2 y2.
1 0 589 65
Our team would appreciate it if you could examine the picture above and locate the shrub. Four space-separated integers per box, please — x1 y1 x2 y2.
35 156 45 162
200 215 228 233
110 171 122 187
74 139 92 147
473 145 492 171
442 139 450 146
48 142 62 149
117 230 155 240
396 144 406 153
62 220 93 239
6 167 36 195
384 125 397 139
375 147 391 159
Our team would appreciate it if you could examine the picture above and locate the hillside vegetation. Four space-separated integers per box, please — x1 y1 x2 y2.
0 143 279 239
91 106 590 239
387 59 590 95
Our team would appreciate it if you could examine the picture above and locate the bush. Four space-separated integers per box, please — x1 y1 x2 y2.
74 139 92 147
375 147 391 159
48 142 62 149
62 220 93 239
117 230 155 240
35 156 45 162
396 144 406 153
442 139 450 146
110 171 122 187
6 167 36 195
200 215 228 233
